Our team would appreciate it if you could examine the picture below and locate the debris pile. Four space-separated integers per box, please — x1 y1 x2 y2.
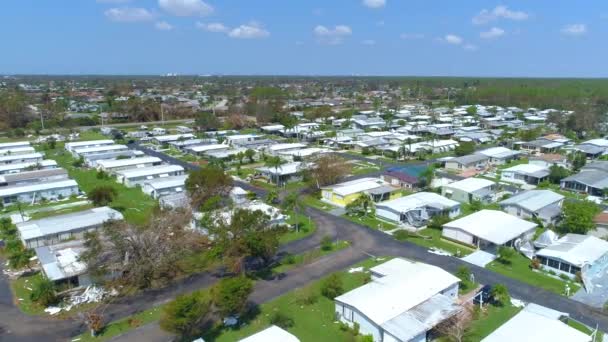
45 286 116 315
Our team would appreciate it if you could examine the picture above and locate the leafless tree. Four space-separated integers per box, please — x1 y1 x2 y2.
306 154 353 188
81 209 210 291
433 304 475 342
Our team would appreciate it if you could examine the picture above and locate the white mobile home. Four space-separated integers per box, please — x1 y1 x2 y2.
0 146 36 156
142 175 187 199
0 141 31 151
376 192 460 228
482 303 590 342
334 258 461 342
238 326 300 342
35 241 91 287
115 165 185 187
499 190 564 226
0 160 58 175
536 234 608 284
441 178 497 204
96 156 162 173
153 133 196 145
16 207 123 249
65 140 115 153
71 145 129 158
83 150 144 167
0 168 69 187
0 179 79 206
442 209 537 251
186 144 230 156
0 152 44 166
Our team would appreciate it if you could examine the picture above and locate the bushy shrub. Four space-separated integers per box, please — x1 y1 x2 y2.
30 278 58 306
269 312 294 329
321 274 343 299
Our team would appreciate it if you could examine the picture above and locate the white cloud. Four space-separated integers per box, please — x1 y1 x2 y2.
376 20 385 27
196 21 229 33
228 22 270 39
561 24 587 36
362 0 386 9
313 25 352 45
361 39 376 46
104 7 155 22
480 27 505 39
443 34 463 45
158 0 213 17
473 5 529 25
464 44 478 51
400 33 424 40
155 21 173 31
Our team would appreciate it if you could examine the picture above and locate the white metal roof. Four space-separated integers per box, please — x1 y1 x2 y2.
64 140 114 151
256 162 302 176
143 175 187 190
481 304 590 342
583 139 608 147
0 179 78 197
377 192 458 212
537 234 608 267
17 207 123 242
97 156 161 169
443 177 495 193
188 144 229 153
502 163 549 174
268 143 307 152
73 145 127 155
0 146 36 155
0 160 57 173
477 147 520 159
326 177 388 197
443 210 537 245
153 134 196 142
335 258 459 327
0 152 43 163
278 147 330 158
115 164 184 179
238 325 299 342
0 141 30 150
499 190 564 212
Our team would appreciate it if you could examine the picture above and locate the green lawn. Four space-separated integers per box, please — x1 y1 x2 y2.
393 227 474 257
567 319 602 341
464 304 521 341
44 148 158 225
273 241 350 274
0 196 87 216
280 211 317 244
301 195 335 211
76 305 165 342
28 203 95 220
486 253 581 296
9 272 46 315
204 257 387 342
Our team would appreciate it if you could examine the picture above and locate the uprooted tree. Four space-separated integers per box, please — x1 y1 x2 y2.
81 209 210 291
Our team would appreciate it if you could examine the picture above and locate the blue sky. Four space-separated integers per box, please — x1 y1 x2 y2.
1 0 607 76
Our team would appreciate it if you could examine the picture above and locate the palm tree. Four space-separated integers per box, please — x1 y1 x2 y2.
283 192 302 232
265 156 285 186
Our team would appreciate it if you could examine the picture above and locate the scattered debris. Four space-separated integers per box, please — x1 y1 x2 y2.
428 247 452 256
348 267 364 273
71 338 81 342
511 298 525 308
223 316 238 326
68 286 107 306
44 306 62 315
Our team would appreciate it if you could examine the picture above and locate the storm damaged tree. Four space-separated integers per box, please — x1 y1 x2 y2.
185 165 233 211
81 210 209 291
306 154 353 189
208 208 284 274
433 304 475 342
